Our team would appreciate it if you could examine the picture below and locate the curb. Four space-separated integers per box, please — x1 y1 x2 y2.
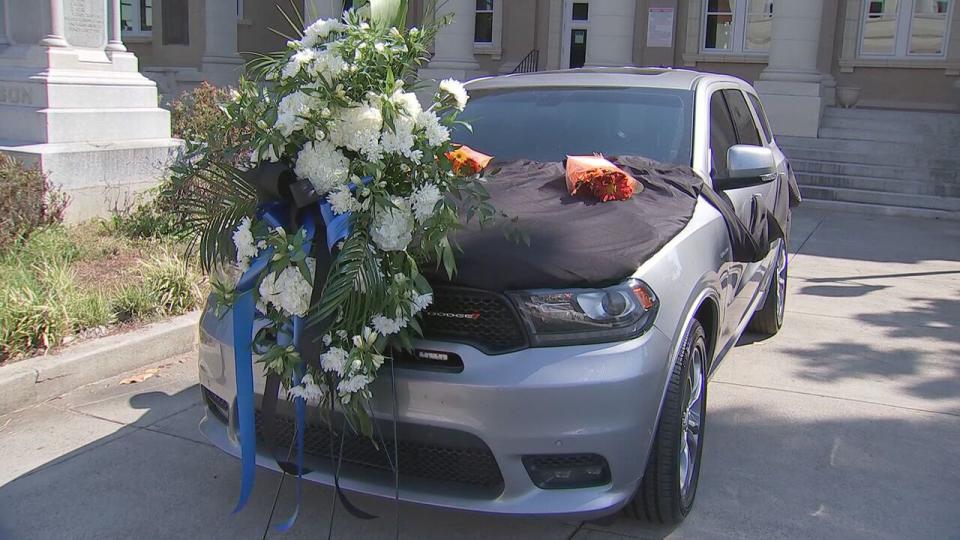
0 311 200 415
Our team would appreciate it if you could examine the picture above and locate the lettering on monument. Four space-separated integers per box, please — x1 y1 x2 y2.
64 0 106 49
0 85 35 106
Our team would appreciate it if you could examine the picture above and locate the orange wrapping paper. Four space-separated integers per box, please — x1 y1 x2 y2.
446 145 494 175
565 155 642 202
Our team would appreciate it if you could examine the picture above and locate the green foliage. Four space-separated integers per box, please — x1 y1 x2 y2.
0 226 201 362
0 153 68 252
140 250 204 315
107 191 182 240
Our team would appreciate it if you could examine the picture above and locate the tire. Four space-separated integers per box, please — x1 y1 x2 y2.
626 320 708 525
748 239 788 336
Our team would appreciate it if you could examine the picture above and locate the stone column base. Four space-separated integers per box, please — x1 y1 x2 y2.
0 138 183 223
755 80 824 138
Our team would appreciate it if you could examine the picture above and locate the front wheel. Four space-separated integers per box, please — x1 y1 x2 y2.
626 319 708 525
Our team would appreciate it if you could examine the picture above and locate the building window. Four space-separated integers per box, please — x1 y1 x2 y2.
702 0 773 53
473 0 501 56
475 0 494 43
860 0 954 57
121 0 153 35
572 3 589 21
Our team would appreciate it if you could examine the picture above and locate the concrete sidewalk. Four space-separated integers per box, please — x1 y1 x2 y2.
1 207 958 539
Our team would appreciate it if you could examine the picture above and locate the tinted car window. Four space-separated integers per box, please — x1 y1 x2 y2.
452 87 695 165
709 92 737 178
722 89 763 146
747 92 773 142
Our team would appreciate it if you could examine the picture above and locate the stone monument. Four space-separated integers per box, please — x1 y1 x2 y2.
0 0 179 221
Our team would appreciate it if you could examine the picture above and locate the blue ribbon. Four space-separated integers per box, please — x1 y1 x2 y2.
231 245 273 514
231 181 363 527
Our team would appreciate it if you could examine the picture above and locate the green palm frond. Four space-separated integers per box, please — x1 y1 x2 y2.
164 161 258 272
310 232 386 331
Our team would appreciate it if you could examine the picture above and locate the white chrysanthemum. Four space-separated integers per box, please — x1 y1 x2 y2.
409 183 442 222
302 18 346 48
320 346 349 376
275 91 321 137
415 110 450 147
258 259 315 317
288 373 324 403
294 140 350 195
370 197 414 252
233 217 258 271
390 88 422 118
282 48 317 79
305 49 348 82
439 79 469 111
327 187 361 215
328 103 383 160
371 314 407 335
380 115 418 160
338 374 372 395
411 293 433 314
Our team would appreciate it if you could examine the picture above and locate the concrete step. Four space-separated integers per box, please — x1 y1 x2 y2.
799 198 959 221
790 159 960 184
823 107 960 127
795 172 960 197
817 126 958 145
820 115 960 137
799 185 960 212
781 145 960 170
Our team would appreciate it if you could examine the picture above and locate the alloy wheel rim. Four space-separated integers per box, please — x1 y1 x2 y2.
775 244 788 325
679 344 704 500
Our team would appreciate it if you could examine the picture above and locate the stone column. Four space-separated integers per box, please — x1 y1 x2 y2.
40 0 69 47
422 0 480 79
200 0 243 86
106 0 126 52
755 0 826 137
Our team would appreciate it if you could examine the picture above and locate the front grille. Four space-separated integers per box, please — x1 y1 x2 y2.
421 286 528 354
254 409 504 491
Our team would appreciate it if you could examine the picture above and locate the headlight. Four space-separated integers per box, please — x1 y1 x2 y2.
507 279 658 347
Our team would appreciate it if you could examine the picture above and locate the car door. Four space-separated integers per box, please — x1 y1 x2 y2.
708 88 779 339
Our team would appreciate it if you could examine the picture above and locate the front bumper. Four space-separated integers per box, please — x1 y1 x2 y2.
197 304 674 518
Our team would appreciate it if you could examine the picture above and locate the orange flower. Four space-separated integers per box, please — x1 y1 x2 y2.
565 155 641 202
446 145 494 175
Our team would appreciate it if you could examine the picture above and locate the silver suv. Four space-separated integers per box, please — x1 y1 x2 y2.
197 68 794 525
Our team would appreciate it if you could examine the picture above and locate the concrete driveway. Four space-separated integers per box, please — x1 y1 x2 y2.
1 207 958 540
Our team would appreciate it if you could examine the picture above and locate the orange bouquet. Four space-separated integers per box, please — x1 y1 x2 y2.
446 145 494 175
565 155 641 202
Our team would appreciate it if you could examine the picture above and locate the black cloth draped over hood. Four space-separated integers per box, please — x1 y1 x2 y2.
427 156 781 291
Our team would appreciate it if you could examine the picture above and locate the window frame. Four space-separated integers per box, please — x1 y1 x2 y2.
700 0 774 55
121 0 153 37
473 0 503 57
858 0 955 58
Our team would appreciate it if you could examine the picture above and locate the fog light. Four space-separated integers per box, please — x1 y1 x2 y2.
522 454 611 489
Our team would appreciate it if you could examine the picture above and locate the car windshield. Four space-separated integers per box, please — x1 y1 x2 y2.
452 86 695 165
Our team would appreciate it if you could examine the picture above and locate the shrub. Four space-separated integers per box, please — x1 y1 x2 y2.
140 250 204 316
107 190 181 240
171 82 248 152
0 154 68 251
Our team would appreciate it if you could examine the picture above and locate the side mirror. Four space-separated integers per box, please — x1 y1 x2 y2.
714 145 777 191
